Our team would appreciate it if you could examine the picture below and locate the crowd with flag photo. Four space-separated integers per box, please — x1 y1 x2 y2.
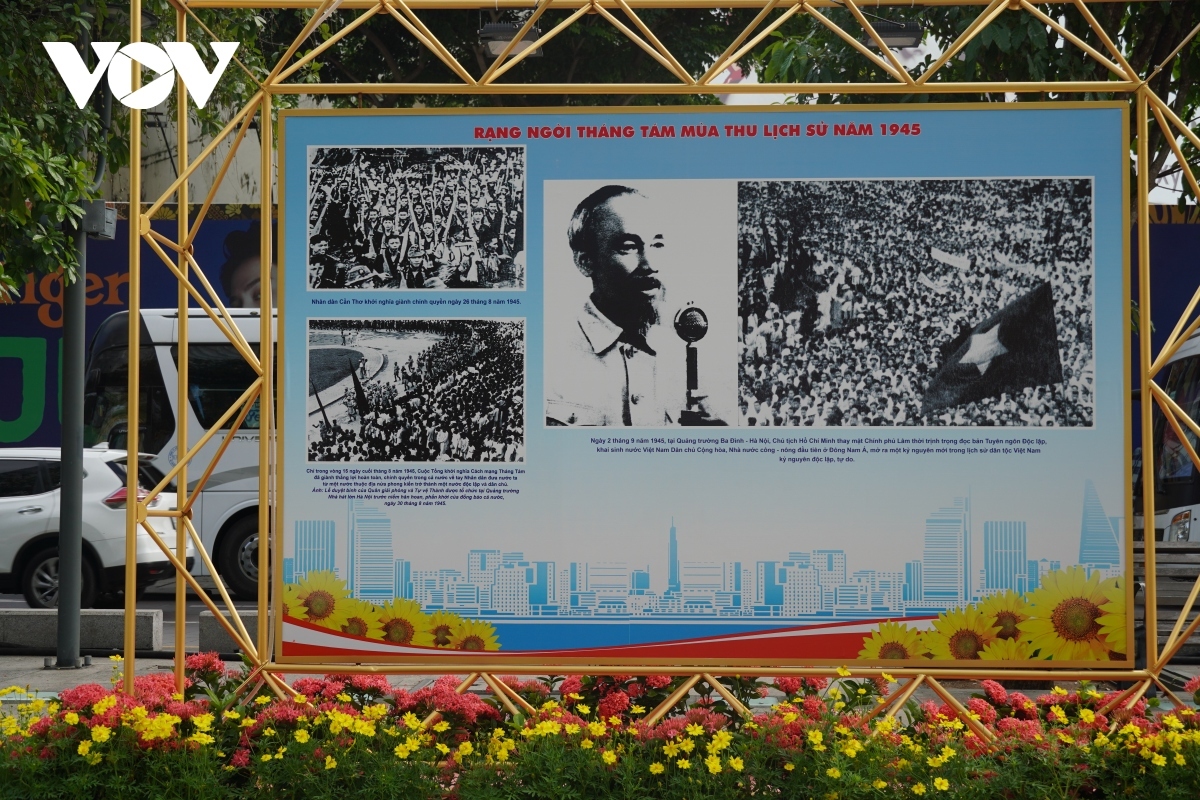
736 178 1094 427
306 145 525 290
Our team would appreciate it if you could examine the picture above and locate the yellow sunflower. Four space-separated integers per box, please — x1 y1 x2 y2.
283 583 305 620
451 618 501 651
922 606 1000 660
340 599 385 640
1019 566 1110 661
378 599 435 647
294 570 352 632
427 610 464 647
1096 577 1127 659
979 637 1033 661
859 621 927 660
977 590 1031 641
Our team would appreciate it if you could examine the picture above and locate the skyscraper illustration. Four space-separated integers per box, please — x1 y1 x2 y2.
1079 479 1121 572
983 521 1027 593
294 520 336 580
667 518 681 595
922 497 969 606
348 500 394 600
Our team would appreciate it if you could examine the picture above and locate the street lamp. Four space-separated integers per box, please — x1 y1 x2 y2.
478 23 543 59
863 19 925 50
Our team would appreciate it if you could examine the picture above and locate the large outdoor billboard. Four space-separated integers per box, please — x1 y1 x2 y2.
276 104 1130 668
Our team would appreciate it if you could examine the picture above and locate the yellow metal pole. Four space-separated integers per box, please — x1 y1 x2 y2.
258 90 274 663
124 0 143 694
1137 90 1158 669
175 4 190 692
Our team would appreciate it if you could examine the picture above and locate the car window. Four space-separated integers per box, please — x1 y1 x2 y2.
44 461 61 490
0 461 45 497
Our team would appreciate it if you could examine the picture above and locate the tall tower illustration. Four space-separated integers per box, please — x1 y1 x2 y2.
922 497 969 606
348 499 395 600
668 518 681 595
1079 479 1120 569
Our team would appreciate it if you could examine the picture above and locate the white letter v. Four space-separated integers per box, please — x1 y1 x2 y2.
43 42 121 109
163 42 239 108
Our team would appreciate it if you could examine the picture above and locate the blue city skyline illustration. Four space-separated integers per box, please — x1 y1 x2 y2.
282 479 1122 621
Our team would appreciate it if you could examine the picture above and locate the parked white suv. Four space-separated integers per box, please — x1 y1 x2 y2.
0 446 193 608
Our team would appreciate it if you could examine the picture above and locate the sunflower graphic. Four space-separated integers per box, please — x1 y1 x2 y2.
451 619 501 651
977 590 1030 641
1019 566 1112 661
378 599 435 646
340 599 385 640
283 583 305 620
427 610 464 647
979 637 1033 661
1097 577 1127 659
923 606 1000 660
294 570 352 632
859 621 927 660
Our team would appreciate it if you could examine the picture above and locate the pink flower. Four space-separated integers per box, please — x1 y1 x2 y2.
598 690 631 720
183 652 226 678
981 680 1008 706
644 675 672 690
774 677 802 696
558 675 584 700
58 683 110 711
230 748 251 768
967 697 997 725
1184 675 1200 696
802 696 826 717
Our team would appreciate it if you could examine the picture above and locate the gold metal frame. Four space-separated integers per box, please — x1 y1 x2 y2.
119 0 1200 728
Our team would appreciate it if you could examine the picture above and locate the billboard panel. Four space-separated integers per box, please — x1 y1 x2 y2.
277 105 1130 668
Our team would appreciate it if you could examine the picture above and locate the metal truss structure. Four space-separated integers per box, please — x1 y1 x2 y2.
119 0 1200 732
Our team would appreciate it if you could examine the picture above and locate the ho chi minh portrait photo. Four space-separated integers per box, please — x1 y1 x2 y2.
543 181 739 428
306 318 525 462
306 145 525 291
738 178 1095 428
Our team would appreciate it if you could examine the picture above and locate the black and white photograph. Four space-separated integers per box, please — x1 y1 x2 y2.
307 318 525 462
738 178 1095 428
307 146 525 290
543 180 738 427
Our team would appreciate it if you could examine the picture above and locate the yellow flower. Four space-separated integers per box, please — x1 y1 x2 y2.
458 741 474 757
1097 577 1127 657
602 750 618 765
63 712 79 725
650 762 665 774
860 622 928 660
979 637 1033 661
294 571 352 631
705 755 722 774
827 767 842 779
337 599 385 639
77 741 92 756
912 783 927 795
663 740 681 757
1175 753 1186 766
451 618 501 652
925 606 1001 660
1152 753 1167 767
565 723 580 735
433 721 450 732
255 695 271 706
836 666 852 677
193 714 214 732
679 737 695 754
882 672 896 683
394 744 411 759
324 755 337 770
576 704 591 716
784 762 795 771
435 742 450 754
283 583 305 620
677 759 691 770
91 725 112 743
686 723 705 737
403 712 421 730
873 779 888 789
261 754 273 763
1079 709 1096 724
376 599 435 646
631 705 645 715
934 777 950 791
978 590 1032 641
580 739 594 749
588 721 607 737
426 611 464 648
189 732 214 745
728 756 744 772
1019 567 1113 661
808 729 824 746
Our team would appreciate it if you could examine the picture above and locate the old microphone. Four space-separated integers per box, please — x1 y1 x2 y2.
674 305 724 426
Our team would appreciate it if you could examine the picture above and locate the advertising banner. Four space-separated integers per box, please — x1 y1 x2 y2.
277 105 1129 668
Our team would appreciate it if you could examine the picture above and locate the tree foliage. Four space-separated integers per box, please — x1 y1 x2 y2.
753 2 1200 197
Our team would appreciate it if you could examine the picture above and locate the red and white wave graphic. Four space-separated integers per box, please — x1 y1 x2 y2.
280 615 936 661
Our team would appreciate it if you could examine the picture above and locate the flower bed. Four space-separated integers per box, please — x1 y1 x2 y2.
2 656 1198 799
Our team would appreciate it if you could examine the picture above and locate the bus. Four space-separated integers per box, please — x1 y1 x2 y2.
84 309 272 598
1135 331 1200 543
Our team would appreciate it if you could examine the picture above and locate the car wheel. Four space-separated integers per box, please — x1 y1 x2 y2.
218 517 260 600
21 547 96 609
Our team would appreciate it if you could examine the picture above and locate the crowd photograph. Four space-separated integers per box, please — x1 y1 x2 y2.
306 318 525 462
307 145 525 290
737 178 1095 428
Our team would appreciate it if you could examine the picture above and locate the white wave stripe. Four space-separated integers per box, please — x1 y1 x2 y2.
931 247 971 269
